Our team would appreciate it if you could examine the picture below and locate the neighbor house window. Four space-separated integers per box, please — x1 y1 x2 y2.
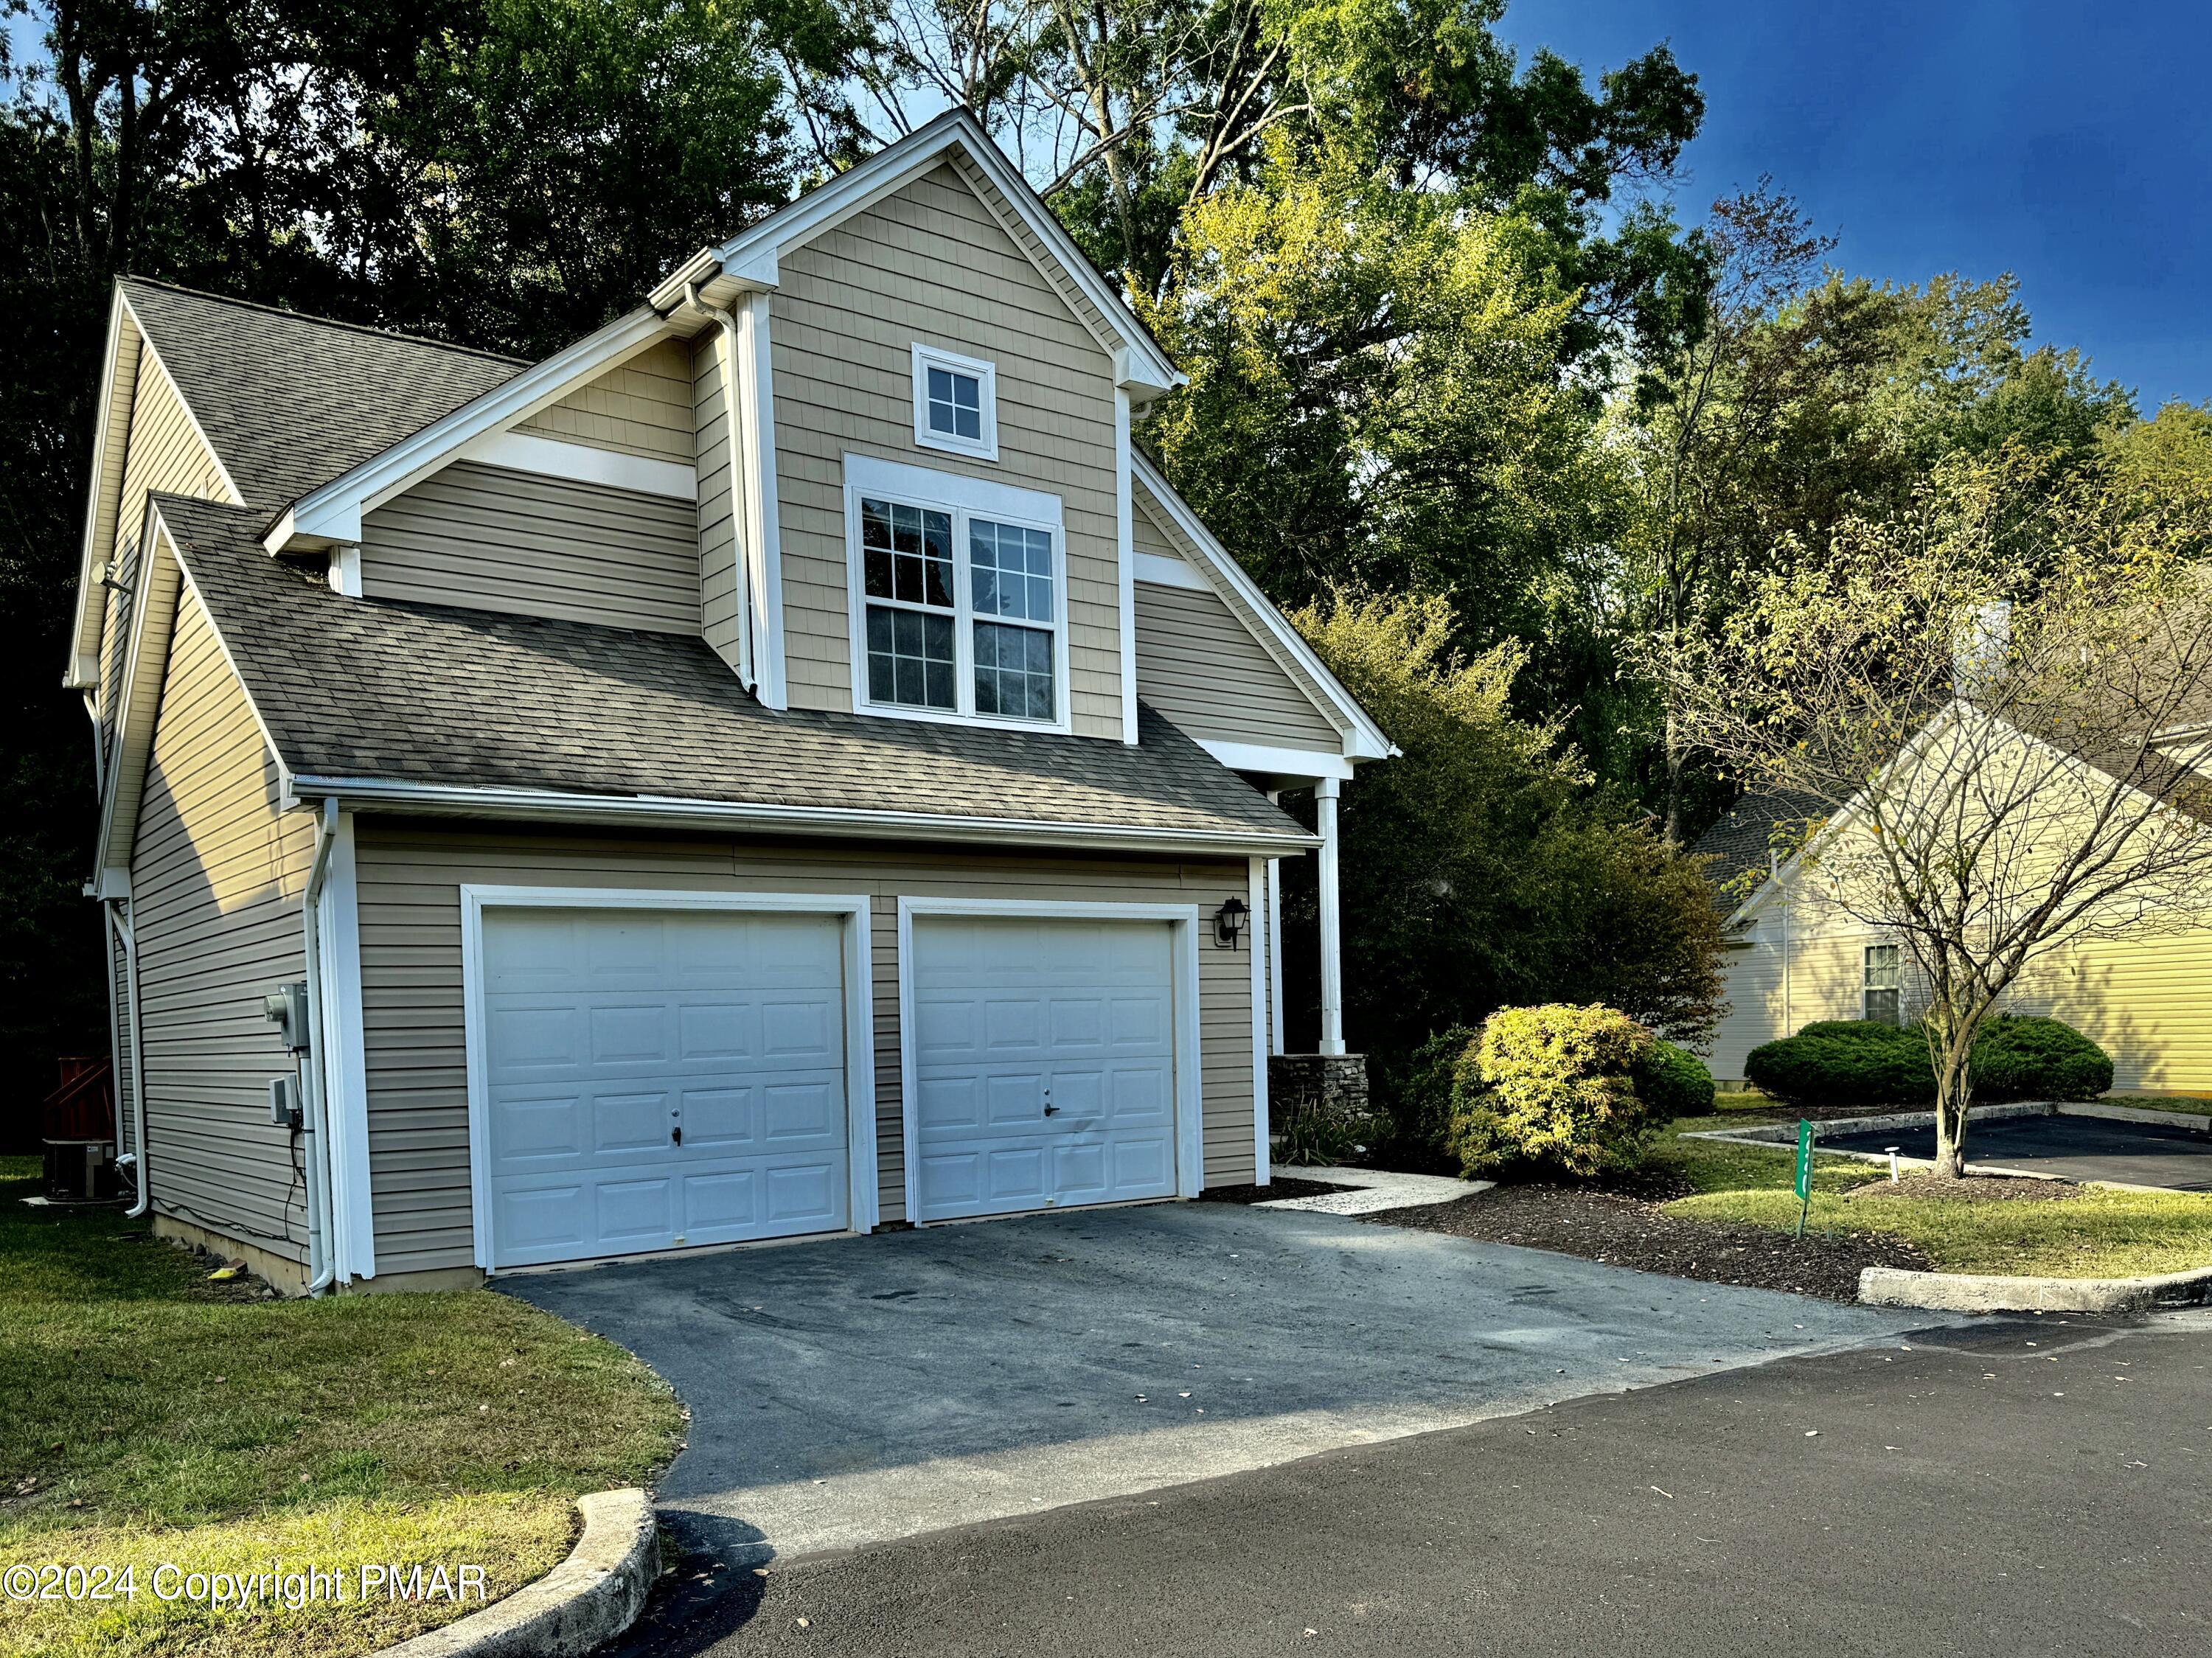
847 454 1065 730
911 344 998 461
1863 944 1902 1025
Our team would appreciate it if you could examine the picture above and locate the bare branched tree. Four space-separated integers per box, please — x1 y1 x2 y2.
1649 455 2212 1174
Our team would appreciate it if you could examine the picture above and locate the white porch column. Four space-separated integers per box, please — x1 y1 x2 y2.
1316 776 1345 1056
1265 792 1286 1056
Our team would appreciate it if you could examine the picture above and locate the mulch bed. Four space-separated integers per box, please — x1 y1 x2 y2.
1850 1172 2081 1204
1197 1175 1355 1205
1369 1181 1933 1302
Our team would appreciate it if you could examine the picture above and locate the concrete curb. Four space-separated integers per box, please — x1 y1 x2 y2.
1859 1263 2212 1315
372 1489 657 1658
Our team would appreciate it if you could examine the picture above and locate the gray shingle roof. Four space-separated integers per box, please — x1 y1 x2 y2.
156 496 1310 850
122 279 525 512
1690 788 1831 916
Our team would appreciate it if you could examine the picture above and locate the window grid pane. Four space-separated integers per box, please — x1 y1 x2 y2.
866 605 956 711
861 498 953 609
969 520 1053 623
926 366 983 440
974 621 1054 720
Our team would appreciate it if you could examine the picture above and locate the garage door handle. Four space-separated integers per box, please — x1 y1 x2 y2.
1043 1104 1060 1116
671 1126 682 1146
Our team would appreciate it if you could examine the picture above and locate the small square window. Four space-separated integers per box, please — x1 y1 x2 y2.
912 345 998 459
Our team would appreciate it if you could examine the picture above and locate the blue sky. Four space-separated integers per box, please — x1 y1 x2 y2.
1498 0 2212 411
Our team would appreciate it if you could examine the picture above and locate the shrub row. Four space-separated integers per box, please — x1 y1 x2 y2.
1743 1015 2112 1107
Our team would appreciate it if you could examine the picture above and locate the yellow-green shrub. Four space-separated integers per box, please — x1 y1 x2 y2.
1447 1003 1660 1177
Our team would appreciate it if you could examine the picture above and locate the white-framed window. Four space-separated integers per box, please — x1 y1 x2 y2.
911 344 998 461
844 453 1068 732
1863 943 1902 1025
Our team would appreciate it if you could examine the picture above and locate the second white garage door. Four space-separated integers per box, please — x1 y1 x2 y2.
479 905 852 1268
908 914 1180 1223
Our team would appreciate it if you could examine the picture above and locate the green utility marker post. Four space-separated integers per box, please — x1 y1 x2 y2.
1794 1119 1815 1239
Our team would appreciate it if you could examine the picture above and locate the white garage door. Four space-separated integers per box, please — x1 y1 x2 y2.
479 906 849 1268
910 914 1179 1223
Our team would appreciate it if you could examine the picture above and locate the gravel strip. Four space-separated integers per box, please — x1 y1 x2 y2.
1368 1183 1933 1302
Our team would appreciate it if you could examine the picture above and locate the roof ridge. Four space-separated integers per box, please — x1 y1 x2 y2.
120 276 531 368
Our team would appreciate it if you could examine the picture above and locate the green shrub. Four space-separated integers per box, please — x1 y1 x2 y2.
1447 1003 1658 1177
1635 1039 1716 1120
1383 1025 1479 1163
1744 1015 2113 1107
1745 1021 1935 1107
1971 1015 2114 1101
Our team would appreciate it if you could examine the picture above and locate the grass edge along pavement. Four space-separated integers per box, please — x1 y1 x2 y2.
0 1157 685 1658
1656 1117 2212 1280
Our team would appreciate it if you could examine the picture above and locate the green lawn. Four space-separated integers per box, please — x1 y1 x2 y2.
2104 1095 2212 1118
1655 1123 2212 1278
0 1157 684 1657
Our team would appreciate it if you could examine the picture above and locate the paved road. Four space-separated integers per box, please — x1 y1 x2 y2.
608 1309 2212 1658
1827 1112 2212 1190
505 1204 1913 1562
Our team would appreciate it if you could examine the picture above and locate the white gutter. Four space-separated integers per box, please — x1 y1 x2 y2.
299 798 341 1295
288 773 1321 857
111 900 150 1218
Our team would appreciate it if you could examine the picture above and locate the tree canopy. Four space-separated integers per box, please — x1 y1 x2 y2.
1 0 2196 1131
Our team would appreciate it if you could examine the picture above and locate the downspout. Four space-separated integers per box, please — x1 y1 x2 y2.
686 279 757 692
112 900 150 1218
83 689 105 798
299 798 341 1295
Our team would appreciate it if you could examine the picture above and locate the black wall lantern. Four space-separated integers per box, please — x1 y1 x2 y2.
1214 895 1248 950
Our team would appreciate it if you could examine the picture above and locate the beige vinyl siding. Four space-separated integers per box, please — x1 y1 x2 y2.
1136 581 1340 750
516 338 694 463
692 330 745 671
359 460 702 633
350 822 1256 1274
1130 484 1353 746
102 352 232 762
129 585 315 1260
771 162 1124 736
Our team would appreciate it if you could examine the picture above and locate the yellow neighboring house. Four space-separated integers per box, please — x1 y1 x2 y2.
1694 786 2212 1095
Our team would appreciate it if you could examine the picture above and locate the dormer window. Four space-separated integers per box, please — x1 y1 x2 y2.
911 344 998 461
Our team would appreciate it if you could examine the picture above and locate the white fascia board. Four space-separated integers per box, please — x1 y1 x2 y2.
268 306 676 552
293 773 1321 857
655 110 1182 394
67 292 133 683
1195 739 1354 782
458 430 698 501
1130 453 1394 762
91 507 184 876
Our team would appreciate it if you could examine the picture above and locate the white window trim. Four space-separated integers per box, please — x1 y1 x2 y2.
911 343 1000 461
457 885 881 1272
895 896 1205 1225
843 452 1071 735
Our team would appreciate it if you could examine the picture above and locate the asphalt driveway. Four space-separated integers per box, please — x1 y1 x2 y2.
1826 1111 2212 1189
503 1202 1922 1565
